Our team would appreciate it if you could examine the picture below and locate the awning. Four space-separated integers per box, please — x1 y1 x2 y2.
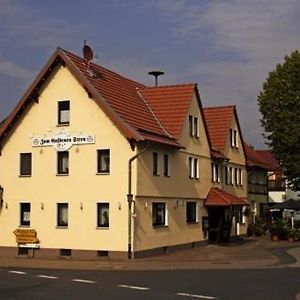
205 187 249 207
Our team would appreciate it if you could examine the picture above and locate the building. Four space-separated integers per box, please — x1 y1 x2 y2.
244 143 268 221
203 106 249 242
0 47 249 259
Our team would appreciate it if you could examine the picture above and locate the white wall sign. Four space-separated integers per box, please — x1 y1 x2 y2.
32 131 95 151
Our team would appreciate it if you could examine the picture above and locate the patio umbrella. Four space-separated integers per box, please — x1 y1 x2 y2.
272 199 300 210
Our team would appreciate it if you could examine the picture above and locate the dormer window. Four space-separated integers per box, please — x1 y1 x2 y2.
189 115 199 138
230 129 238 148
58 100 70 125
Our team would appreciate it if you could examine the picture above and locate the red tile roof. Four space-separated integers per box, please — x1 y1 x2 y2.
256 150 280 171
139 84 196 139
244 143 268 169
203 106 235 153
205 187 249 206
0 48 199 149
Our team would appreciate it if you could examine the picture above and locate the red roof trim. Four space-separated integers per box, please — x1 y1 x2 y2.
205 187 249 206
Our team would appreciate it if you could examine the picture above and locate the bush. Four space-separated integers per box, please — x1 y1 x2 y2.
270 219 290 240
247 218 267 236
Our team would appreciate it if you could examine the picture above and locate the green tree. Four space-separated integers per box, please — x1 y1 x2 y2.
258 50 300 190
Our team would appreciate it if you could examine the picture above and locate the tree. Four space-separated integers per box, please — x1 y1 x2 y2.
258 50 300 190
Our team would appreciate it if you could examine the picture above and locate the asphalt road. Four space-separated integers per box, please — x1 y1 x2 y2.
0 267 299 299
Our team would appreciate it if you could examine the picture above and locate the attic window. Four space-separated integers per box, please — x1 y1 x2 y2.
58 101 70 125
189 115 199 138
230 129 238 148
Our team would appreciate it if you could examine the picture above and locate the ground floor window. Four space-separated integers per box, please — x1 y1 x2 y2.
20 203 31 226
186 201 198 223
152 202 167 226
97 203 110 227
57 203 68 227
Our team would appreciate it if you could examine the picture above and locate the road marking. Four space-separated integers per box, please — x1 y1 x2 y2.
72 279 96 284
9 271 27 275
177 292 217 299
118 284 150 291
37 275 58 279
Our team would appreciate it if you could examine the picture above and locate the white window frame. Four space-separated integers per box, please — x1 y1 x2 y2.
57 203 68 227
97 202 110 228
152 202 167 226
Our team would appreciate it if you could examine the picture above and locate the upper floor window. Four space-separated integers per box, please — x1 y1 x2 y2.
230 129 238 148
153 152 159 176
189 115 199 138
97 149 110 173
57 203 68 227
97 203 110 228
152 202 167 226
211 163 220 183
186 201 198 223
20 153 32 176
163 154 169 177
229 167 234 185
224 166 229 184
189 157 199 179
57 151 69 175
58 100 70 125
20 203 30 226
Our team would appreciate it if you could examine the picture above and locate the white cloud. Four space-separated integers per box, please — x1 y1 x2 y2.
0 60 34 80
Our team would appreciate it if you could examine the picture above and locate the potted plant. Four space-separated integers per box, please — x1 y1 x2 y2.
270 219 289 240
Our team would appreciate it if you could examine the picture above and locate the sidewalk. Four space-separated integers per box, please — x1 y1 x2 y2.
1 236 300 271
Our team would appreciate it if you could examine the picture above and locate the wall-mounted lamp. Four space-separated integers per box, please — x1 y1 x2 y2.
5 202 8 209
80 202 83 210
144 201 148 209
0 185 3 208
118 202 122 210
40 202 44 210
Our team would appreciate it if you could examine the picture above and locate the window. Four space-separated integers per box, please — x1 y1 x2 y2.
163 154 169 177
57 151 69 175
97 203 109 227
239 169 243 186
152 202 166 226
224 166 229 184
229 167 233 185
153 152 159 176
58 100 70 125
97 149 110 173
189 115 193 136
234 168 239 185
20 203 30 226
211 163 220 183
230 129 238 148
20 153 32 176
194 117 199 138
57 203 68 227
186 202 197 223
189 157 199 179
189 115 199 138
194 158 199 179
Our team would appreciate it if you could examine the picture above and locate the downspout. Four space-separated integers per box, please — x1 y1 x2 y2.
127 146 150 259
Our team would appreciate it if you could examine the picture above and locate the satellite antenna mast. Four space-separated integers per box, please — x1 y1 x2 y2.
148 70 164 87
83 40 94 65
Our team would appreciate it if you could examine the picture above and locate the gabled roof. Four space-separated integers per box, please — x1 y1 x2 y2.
0 48 192 149
256 150 280 171
139 84 196 139
203 105 245 158
203 106 235 153
244 143 268 169
205 187 249 206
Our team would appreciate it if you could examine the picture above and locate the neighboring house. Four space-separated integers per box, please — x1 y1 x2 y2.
244 143 268 221
0 47 216 259
203 106 249 242
256 150 286 203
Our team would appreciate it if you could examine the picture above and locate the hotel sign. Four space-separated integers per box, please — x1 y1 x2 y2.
32 131 95 151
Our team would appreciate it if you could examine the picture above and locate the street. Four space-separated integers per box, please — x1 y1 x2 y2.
0 268 299 299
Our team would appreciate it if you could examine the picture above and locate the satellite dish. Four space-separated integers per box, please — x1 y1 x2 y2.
83 41 94 62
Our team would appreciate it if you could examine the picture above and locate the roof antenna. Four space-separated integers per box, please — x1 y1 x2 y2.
83 40 94 64
148 70 164 87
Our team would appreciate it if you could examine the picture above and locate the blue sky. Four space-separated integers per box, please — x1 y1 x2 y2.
1 0 300 148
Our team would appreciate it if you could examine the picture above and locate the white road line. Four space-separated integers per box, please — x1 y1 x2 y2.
118 284 150 291
72 279 96 284
37 275 58 279
9 271 27 275
177 292 217 299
